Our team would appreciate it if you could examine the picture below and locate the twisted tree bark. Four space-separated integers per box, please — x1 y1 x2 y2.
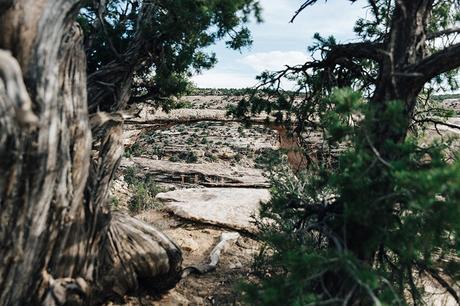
0 1 182 305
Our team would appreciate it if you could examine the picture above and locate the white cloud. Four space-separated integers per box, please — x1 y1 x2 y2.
191 72 257 89
254 0 364 38
191 1 366 89
192 51 311 89
258 0 293 20
239 51 310 73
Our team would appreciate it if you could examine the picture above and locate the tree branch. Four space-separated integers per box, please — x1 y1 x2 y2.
367 0 381 23
410 42 460 84
417 262 460 304
290 0 319 23
290 0 359 23
274 42 383 78
427 26 460 40
321 41 384 63
412 118 460 130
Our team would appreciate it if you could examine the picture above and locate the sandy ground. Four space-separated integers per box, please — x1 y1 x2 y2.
106 210 260 306
108 95 268 305
108 95 460 305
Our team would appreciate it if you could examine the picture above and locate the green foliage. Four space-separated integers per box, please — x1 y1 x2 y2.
79 0 261 107
111 196 120 209
254 148 283 169
124 142 145 158
235 1 460 304
243 89 460 305
201 137 209 144
172 99 194 109
205 151 218 162
169 151 198 163
123 167 164 213
189 87 252 96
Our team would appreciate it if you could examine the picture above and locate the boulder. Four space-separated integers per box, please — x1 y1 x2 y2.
156 188 270 232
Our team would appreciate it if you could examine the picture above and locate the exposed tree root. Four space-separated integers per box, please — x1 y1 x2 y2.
99 213 183 298
182 232 240 278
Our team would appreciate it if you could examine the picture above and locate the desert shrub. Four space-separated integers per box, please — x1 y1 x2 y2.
124 142 145 158
169 151 198 163
123 167 164 213
201 137 209 144
186 137 194 145
169 155 180 162
233 153 243 162
254 148 283 169
173 100 194 109
242 89 460 305
110 196 120 210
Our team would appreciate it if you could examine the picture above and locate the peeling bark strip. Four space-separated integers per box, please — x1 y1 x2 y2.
0 1 182 305
0 50 38 126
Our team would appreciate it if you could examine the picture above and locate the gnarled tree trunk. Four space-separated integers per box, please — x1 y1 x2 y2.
0 1 182 305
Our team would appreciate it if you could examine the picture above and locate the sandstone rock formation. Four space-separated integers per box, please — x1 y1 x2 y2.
156 188 271 232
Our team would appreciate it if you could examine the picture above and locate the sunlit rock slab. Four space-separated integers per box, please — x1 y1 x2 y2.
121 157 270 187
156 188 271 232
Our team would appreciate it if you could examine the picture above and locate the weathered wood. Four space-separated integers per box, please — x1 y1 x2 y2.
182 232 240 277
0 2 94 304
0 50 38 127
0 1 183 305
99 213 182 298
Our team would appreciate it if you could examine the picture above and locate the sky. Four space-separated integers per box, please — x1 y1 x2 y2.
191 0 368 89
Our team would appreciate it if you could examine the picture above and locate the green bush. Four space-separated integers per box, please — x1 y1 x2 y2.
123 167 164 213
205 151 218 162
242 89 460 305
169 155 180 162
124 142 145 158
173 100 194 109
254 148 283 169
110 196 120 209
169 151 198 163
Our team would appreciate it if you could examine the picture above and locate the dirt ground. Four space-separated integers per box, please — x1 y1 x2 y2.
108 95 268 305
106 210 260 306
107 95 460 306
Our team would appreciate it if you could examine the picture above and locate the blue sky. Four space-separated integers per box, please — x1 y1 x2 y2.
192 0 367 88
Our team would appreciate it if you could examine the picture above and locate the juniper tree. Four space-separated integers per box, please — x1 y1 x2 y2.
237 1 460 305
0 0 259 305
79 0 261 112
